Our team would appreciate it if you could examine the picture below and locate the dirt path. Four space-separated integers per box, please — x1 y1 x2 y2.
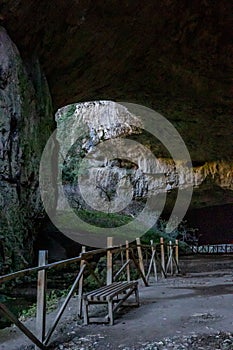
0 258 233 349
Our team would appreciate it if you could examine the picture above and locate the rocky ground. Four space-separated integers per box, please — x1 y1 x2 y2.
48 331 233 350
16 332 233 350
1 256 233 350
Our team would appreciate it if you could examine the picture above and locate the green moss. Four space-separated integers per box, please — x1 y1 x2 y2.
56 209 132 231
0 56 54 273
76 209 132 228
0 205 35 274
58 104 77 123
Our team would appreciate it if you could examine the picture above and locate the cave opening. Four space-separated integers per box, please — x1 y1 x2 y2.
35 99 233 263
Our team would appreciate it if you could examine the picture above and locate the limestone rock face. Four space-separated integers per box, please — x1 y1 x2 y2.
0 27 54 272
56 101 233 216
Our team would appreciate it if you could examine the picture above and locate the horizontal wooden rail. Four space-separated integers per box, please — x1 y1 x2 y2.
0 245 128 284
0 243 166 284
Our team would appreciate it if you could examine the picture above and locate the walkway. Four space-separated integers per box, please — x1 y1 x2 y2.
0 259 232 349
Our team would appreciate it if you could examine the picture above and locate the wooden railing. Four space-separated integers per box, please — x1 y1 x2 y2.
189 244 233 254
0 237 180 350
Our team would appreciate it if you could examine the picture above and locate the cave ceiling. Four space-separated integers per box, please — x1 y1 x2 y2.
0 0 232 162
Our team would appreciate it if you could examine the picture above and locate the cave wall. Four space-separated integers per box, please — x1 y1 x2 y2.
0 27 54 273
0 1 232 268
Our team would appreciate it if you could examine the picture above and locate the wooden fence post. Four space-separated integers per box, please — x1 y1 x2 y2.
35 250 48 350
136 237 145 279
77 246 86 318
160 237 165 278
125 240 130 282
107 237 113 285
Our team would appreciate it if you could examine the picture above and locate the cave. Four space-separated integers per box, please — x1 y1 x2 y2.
0 1 232 271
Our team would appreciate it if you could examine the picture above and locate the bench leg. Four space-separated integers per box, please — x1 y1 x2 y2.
83 299 89 325
108 301 114 325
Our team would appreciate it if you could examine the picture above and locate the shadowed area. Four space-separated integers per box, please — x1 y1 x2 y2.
0 0 232 161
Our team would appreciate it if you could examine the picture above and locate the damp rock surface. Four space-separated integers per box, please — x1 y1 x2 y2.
0 27 54 272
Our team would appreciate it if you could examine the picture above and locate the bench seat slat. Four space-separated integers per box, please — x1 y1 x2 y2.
91 282 134 301
83 281 137 301
84 282 121 298
104 284 137 301
102 282 137 301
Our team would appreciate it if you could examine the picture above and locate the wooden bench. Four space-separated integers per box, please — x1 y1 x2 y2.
82 281 139 325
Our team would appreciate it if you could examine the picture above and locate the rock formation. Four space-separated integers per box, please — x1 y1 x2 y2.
56 102 233 215
0 27 54 272
0 1 232 268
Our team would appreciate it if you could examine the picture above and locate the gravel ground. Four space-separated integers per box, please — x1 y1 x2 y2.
18 332 233 350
